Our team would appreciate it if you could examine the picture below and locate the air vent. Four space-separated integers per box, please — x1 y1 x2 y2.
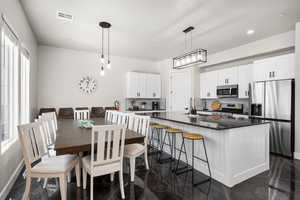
57 11 73 22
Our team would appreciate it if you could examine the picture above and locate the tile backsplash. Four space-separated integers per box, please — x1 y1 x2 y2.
197 98 250 114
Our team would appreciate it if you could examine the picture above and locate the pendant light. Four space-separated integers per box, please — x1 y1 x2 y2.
173 26 207 69
99 21 112 75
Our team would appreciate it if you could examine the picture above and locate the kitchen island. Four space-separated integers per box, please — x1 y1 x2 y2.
148 112 270 187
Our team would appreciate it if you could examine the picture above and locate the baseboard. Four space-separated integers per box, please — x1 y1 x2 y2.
294 152 300 160
0 159 24 200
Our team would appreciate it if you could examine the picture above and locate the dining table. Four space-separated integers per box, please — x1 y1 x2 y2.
54 118 145 155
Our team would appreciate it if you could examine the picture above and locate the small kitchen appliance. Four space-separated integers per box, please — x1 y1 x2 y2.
152 101 160 110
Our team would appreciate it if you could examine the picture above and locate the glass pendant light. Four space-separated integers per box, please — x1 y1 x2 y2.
107 28 111 69
99 21 112 75
100 65 105 76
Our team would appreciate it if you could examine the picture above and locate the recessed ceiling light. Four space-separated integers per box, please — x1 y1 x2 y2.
57 11 73 22
246 29 255 35
280 12 286 17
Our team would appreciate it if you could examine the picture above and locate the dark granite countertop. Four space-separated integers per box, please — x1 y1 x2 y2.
145 112 268 130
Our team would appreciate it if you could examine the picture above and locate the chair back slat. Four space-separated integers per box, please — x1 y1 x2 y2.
42 112 57 130
128 115 150 142
18 122 48 168
40 113 56 146
74 110 89 120
105 110 114 122
91 125 126 168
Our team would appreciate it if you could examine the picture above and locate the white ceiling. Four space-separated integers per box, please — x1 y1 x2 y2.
20 0 300 61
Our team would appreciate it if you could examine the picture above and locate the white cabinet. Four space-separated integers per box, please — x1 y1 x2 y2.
217 67 238 86
253 53 295 82
127 72 161 98
238 64 252 98
200 71 218 99
126 72 146 98
146 73 161 98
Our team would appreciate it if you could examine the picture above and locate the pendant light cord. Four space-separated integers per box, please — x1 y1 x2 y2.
185 33 187 51
190 31 193 49
102 27 104 56
108 28 110 61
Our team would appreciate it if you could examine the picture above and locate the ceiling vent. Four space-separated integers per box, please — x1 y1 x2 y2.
57 11 73 22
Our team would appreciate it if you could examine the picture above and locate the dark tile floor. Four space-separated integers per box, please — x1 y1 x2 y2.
7 154 300 200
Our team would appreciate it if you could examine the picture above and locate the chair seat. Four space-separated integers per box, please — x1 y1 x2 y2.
183 133 203 140
165 128 182 133
32 154 78 174
153 125 168 129
149 122 157 126
82 155 121 175
124 143 146 157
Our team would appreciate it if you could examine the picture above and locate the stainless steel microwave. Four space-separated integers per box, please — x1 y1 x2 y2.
216 85 238 98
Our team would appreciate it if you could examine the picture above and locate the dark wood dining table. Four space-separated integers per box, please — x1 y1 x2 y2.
54 118 145 155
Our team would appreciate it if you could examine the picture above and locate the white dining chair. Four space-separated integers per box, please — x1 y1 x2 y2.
18 122 81 200
42 112 58 130
74 109 90 120
82 125 126 200
35 116 73 188
125 115 150 182
105 110 114 122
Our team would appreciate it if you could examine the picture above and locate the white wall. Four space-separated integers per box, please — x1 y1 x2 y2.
294 22 300 159
0 0 38 198
156 59 198 110
200 31 295 68
37 45 158 111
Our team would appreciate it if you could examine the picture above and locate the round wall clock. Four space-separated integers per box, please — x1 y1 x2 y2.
78 76 97 94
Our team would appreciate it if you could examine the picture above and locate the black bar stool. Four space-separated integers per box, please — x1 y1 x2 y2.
160 128 188 170
151 124 169 160
148 122 158 153
176 133 211 186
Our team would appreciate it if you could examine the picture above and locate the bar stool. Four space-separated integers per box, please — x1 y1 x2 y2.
176 133 211 186
160 128 188 170
148 122 158 152
152 124 169 160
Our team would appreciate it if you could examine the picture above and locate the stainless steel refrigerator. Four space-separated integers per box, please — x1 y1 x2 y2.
251 79 295 158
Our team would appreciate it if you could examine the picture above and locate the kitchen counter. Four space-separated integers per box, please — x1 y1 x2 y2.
197 109 249 116
149 111 270 188
147 112 267 130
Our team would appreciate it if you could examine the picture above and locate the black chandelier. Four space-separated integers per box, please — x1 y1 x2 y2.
173 26 207 69
99 21 111 76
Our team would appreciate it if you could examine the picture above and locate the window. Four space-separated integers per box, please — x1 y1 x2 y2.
0 22 20 153
20 51 30 124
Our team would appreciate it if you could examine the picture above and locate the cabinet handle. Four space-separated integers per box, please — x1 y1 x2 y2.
245 91 247 96
272 71 275 78
153 93 156 97
269 72 272 78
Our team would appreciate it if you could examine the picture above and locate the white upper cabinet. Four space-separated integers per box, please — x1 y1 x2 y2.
200 71 218 99
127 72 161 98
217 67 238 86
253 53 295 82
146 73 161 98
238 64 252 98
126 72 146 98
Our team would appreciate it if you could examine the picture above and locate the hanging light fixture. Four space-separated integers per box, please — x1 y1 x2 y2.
173 26 207 69
99 21 112 76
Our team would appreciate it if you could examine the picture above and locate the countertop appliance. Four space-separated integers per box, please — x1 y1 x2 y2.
221 103 243 114
251 79 295 158
152 101 160 110
217 84 238 98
